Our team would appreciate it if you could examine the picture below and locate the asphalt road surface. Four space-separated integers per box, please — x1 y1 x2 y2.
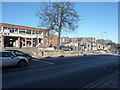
2 54 119 88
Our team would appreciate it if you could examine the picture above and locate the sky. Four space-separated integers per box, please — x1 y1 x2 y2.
2 2 118 43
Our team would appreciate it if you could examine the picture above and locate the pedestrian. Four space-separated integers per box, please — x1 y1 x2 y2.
42 52 44 56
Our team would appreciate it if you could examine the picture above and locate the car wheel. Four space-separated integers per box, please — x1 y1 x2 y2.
17 60 27 68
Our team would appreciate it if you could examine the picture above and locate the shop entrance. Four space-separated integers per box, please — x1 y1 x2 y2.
27 41 31 47
4 36 19 47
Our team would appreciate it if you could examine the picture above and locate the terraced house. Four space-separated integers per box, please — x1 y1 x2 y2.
0 23 49 48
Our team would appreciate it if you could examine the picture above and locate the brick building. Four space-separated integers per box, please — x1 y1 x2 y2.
48 35 58 47
0 23 49 48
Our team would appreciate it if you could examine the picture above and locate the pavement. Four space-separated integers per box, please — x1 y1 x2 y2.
33 53 83 59
32 52 114 60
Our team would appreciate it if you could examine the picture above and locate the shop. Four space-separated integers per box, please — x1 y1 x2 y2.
0 23 48 48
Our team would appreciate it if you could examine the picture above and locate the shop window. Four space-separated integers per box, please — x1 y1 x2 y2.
39 38 42 43
23 43 25 46
27 38 31 40
21 38 25 42
33 38 37 46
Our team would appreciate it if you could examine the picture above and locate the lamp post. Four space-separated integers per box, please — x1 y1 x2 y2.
100 32 107 50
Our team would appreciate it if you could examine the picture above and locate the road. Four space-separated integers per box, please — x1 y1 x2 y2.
2 54 119 88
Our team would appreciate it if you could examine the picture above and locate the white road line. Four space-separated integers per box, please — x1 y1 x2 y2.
84 72 118 88
32 59 55 64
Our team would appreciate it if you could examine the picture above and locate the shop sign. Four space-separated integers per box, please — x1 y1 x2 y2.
0 33 10 36
0 32 43 38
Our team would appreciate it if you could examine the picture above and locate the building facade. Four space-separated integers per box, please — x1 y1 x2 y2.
61 37 97 51
0 23 49 48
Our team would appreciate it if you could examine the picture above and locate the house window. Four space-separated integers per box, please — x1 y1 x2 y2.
15 28 18 33
88 45 89 47
40 31 42 34
19 29 25 34
7 27 10 29
3 27 7 30
35 31 41 34
46 32 48 36
26 30 31 34
32 30 36 34
0 26 1 32
35 31 38 34
10 28 14 33
83 40 86 43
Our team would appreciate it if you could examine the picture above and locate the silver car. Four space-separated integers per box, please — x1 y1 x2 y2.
0 51 28 68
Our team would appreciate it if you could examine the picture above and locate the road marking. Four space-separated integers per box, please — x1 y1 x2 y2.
83 72 118 88
32 59 55 64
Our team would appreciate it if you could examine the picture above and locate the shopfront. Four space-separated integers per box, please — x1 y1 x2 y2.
0 23 48 48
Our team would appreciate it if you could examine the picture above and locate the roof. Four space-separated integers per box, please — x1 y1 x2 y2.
0 50 11 52
0 23 48 31
4 50 22 51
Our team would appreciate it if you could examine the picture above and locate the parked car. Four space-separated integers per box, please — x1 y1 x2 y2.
60 46 73 51
99 50 106 54
0 51 28 68
5 50 32 61
94 50 106 54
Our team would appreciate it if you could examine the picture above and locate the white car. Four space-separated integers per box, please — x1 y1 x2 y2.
99 50 106 54
0 51 28 68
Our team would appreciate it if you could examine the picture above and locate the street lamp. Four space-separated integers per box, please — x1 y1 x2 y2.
100 32 107 50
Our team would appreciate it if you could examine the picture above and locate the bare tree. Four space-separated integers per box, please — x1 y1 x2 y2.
36 2 80 49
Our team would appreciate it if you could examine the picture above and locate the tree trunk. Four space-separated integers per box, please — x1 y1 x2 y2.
57 30 61 50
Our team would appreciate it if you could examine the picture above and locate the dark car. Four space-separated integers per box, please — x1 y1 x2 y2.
5 50 32 61
60 46 73 51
